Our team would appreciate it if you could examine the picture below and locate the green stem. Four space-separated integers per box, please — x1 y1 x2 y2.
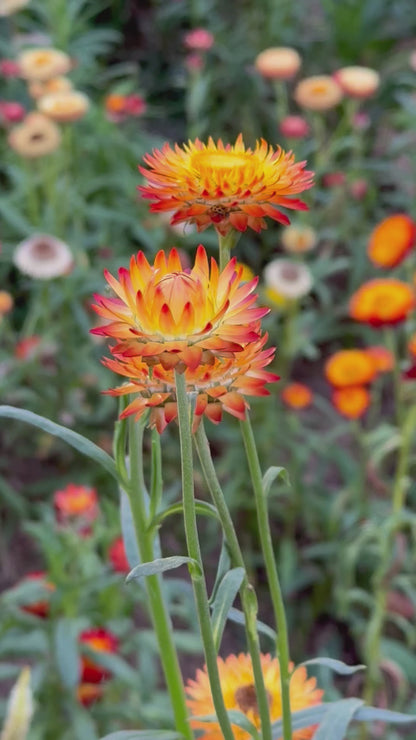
384 328 403 426
273 80 289 123
363 403 416 707
218 230 242 271
352 419 368 520
127 416 193 740
240 416 292 740
174 372 235 740
194 422 273 740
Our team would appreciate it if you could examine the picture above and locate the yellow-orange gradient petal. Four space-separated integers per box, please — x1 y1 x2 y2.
349 279 415 327
139 135 314 235
101 335 278 433
92 246 268 369
325 349 377 388
186 653 323 740
367 214 416 268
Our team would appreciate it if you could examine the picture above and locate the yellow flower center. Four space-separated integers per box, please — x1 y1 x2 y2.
191 150 250 171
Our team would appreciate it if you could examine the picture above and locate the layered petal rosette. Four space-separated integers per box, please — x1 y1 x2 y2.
139 134 313 235
92 246 268 370
102 334 278 433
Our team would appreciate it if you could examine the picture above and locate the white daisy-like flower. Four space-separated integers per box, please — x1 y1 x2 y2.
13 234 74 279
263 258 313 300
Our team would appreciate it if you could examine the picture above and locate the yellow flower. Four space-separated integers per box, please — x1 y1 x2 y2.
139 134 314 236
8 112 61 158
18 48 71 82
294 75 343 111
186 653 323 740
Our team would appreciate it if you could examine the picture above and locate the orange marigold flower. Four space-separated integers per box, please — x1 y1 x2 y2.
54 483 98 524
332 386 370 419
20 571 55 619
365 346 394 373
139 134 314 235
79 628 118 684
108 536 130 574
92 246 269 370
103 334 278 433
186 653 323 740
281 382 313 409
77 683 103 707
367 214 416 268
349 279 415 327
408 333 416 357
325 349 377 388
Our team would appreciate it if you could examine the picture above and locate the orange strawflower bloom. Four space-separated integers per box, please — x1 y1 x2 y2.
325 349 377 388
92 246 268 370
408 333 416 357
54 483 98 524
349 279 415 327
139 135 313 235
367 214 416 268
0 290 13 315
103 335 278 433
365 346 394 373
79 628 118 684
186 653 323 740
332 386 370 419
77 683 103 706
281 382 313 409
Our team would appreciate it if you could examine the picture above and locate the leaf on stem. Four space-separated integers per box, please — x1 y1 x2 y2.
210 568 245 651
262 466 290 496
126 556 201 582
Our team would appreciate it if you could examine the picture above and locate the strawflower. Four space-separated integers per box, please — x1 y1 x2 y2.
102 334 278 433
349 279 415 327
28 75 73 99
37 90 89 122
281 382 313 409
279 115 310 139
263 259 313 300
0 101 25 124
332 386 370 419
334 66 380 99
8 112 61 157
109 536 130 573
0 290 13 315
139 134 313 235
79 627 118 684
281 225 317 253
184 28 214 51
92 246 268 370
54 483 98 524
367 214 416 268
365 346 394 373
325 349 377 388
186 653 323 740
13 233 73 279
294 75 343 111
20 571 55 618
77 683 103 707
17 48 71 82
254 47 301 80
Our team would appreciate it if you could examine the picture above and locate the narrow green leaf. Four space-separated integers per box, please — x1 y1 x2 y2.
227 607 276 644
314 698 364 739
262 466 290 495
54 619 80 689
100 732 182 740
300 657 366 675
354 706 416 725
211 568 245 651
209 540 231 604
150 499 219 528
126 556 200 582
0 406 117 480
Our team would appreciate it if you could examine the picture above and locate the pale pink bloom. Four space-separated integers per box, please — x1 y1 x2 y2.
279 115 310 139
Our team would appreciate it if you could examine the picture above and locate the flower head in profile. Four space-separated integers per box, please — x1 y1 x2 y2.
38 90 89 122
0 290 13 316
13 233 73 279
255 47 301 80
103 334 278 433
28 75 73 99
108 536 130 573
281 382 313 409
8 112 61 158
184 28 214 51
349 279 415 327
79 628 118 684
263 259 313 303
54 483 99 525
92 246 268 370
18 48 71 81
294 75 343 111
332 386 370 419
139 135 313 235
325 349 377 388
186 653 323 740
367 214 416 268
334 66 380 99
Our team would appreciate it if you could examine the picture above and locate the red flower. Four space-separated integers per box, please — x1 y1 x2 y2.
79 628 119 684
21 571 55 618
54 483 99 525
109 536 130 573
